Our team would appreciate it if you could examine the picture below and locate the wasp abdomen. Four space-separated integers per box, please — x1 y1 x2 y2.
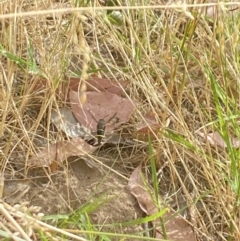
96 119 106 145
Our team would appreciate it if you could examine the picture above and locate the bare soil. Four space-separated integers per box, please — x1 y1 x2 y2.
3 155 145 240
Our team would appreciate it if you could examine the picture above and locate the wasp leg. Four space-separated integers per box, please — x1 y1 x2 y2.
107 112 117 123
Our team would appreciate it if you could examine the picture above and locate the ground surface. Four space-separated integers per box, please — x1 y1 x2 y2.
1 1 240 240
3 155 145 239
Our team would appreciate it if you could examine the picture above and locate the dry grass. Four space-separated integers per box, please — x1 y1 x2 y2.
0 0 240 240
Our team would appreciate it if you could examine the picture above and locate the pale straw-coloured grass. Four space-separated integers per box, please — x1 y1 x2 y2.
0 0 240 240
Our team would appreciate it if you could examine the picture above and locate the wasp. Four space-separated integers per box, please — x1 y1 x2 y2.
96 118 106 145
90 112 119 145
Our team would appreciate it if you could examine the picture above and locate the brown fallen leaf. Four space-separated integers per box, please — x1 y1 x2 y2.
68 77 129 96
28 138 98 167
205 131 227 147
31 77 129 100
128 165 196 240
197 131 240 148
136 111 161 135
70 90 134 132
